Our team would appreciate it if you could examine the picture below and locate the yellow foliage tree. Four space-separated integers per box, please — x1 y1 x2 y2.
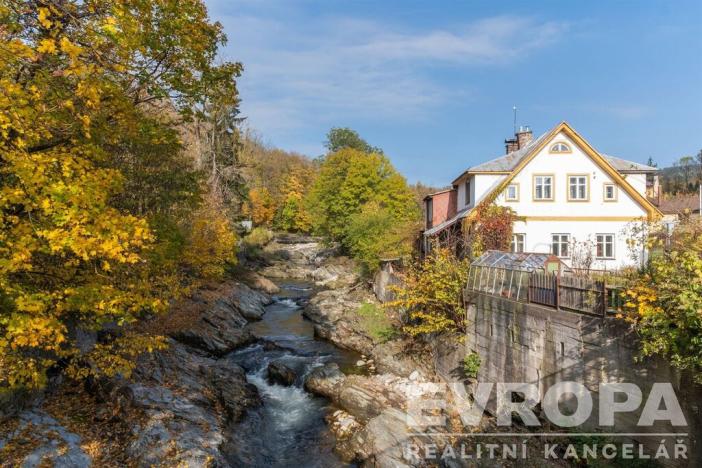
0 1 239 388
276 174 312 232
246 187 276 226
386 247 470 337
183 200 238 279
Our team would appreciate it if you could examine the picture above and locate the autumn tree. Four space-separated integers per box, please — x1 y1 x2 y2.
307 148 418 241
387 247 470 336
239 130 317 203
622 219 702 382
245 187 276 226
464 204 517 258
276 174 312 232
324 127 382 154
307 146 420 272
0 0 240 388
345 202 419 274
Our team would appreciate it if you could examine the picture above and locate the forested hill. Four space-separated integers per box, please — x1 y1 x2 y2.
659 162 702 194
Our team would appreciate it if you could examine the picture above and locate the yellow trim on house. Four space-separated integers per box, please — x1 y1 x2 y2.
504 182 520 202
483 122 663 221
523 216 643 222
532 173 555 201
566 173 590 202
603 183 617 202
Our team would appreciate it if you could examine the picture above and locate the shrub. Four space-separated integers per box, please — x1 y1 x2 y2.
387 247 470 337
243 227 274 249
621 219 702 382
463 352 481 379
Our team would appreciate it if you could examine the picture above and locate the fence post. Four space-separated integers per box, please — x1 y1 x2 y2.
527 272 532 303
600 279 607 318
554 273 560 310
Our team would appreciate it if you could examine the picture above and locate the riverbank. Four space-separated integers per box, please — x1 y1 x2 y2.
0 234 412 466
0 234 568 467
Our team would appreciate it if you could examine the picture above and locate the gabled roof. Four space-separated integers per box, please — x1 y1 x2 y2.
453 131 657 183
426 122 663 237
474 121 662 220
454 130 553 180
423 188 454 201
599 154 658 173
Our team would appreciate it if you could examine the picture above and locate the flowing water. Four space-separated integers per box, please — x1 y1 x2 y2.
222 280 360 467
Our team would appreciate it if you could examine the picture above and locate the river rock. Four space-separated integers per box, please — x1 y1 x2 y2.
340 408 414 467
127 383 227 467
304 363 346 399
0 409 92 467
325 409 361 441
337 375 405 422
126 339 261 467
244 272 280 294
227 282 272 320
170 282 269 356
267 361 297 386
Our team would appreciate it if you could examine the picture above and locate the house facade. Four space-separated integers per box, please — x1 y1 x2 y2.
423 122 662 270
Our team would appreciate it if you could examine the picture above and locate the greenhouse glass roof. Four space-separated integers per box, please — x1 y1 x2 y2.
470 250 569 272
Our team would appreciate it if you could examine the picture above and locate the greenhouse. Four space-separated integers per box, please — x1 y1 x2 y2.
466 251 570 302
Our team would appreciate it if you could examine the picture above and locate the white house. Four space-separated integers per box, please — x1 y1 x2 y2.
423 121 662 270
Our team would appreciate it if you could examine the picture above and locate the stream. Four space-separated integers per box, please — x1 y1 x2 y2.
222 279 360 467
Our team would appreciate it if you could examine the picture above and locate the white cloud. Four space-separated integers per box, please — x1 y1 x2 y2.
208 4 567 143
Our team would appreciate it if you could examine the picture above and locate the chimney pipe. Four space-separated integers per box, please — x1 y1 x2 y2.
516 125 533 149
504 138 519 154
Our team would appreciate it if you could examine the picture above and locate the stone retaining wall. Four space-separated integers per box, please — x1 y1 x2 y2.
463 292 701 465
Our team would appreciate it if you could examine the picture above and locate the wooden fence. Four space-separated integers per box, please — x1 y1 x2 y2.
469 267 623 316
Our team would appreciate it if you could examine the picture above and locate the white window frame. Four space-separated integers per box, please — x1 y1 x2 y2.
567 174 589 201
533 175 554 201
603 183 617 202
464 180 471 206
510 233 525 253
552 234 570 258
550 142 571 153
505 183 519 202
596 233 615 259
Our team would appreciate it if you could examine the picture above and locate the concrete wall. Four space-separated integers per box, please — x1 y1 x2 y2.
462 293 701 465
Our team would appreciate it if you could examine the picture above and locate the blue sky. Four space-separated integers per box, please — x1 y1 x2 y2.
206 0 702 186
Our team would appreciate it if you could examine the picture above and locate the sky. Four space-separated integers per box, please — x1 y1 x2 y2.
206 0 702 186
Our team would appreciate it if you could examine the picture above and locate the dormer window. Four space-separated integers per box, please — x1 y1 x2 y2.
550 142 571 153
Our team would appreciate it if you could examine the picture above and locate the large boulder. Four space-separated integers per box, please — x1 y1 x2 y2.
304 363 346 399
266 361 297 386
337 375 406 423
170 282 270 356
340 408 415 467
226 282 272 320
126 339 261 467
243 272 280 294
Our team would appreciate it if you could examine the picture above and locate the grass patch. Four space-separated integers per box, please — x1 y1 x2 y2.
357 302 397 343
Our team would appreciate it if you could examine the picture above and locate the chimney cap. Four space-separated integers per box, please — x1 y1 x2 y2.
517 125 531 133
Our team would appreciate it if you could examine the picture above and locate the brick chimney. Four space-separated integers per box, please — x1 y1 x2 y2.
516 125 533 148
504 138 519 154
